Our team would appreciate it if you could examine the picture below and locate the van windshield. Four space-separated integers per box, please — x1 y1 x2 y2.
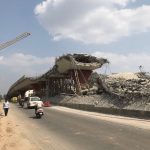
30 97 40 101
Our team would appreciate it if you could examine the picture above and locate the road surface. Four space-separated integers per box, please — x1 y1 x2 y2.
9 103 150 150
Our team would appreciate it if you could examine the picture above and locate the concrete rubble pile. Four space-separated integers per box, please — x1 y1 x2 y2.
103 72 150 102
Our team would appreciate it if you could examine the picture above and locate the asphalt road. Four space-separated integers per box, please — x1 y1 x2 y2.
10 103 150 150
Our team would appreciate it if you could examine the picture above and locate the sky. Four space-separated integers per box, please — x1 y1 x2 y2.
0 0 150 94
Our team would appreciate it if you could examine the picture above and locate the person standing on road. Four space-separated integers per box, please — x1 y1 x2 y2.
3 100 10 116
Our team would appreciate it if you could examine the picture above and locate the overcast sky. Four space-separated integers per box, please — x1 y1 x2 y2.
0 0 150 94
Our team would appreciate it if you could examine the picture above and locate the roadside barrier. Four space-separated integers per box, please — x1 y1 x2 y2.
59 103 150 119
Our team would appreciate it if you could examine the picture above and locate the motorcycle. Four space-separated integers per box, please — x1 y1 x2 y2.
35 107 44 118
19 99 24 108
20 100 24 108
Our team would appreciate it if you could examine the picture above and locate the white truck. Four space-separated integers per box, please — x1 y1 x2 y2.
26 96 43 109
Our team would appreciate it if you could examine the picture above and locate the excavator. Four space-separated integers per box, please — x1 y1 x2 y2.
0 32 31 51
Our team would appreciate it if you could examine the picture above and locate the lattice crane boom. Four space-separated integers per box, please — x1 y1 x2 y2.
0 32 31 50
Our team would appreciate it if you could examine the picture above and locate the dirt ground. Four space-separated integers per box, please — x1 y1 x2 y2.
0 102 37 150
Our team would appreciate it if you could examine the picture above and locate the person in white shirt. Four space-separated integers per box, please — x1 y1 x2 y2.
34 101 43 113
3 100 10 116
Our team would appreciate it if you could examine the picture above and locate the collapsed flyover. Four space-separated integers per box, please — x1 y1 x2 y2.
7 53 109 98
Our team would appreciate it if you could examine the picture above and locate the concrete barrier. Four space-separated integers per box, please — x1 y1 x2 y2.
59 103 150 119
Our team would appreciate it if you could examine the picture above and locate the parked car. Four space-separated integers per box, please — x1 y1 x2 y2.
43 100 51 107
27 96 43 108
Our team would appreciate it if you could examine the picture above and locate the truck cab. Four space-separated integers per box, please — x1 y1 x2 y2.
26 96 42 108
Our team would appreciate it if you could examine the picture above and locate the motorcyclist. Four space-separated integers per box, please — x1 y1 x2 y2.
34 101 43 114
20 98 25 107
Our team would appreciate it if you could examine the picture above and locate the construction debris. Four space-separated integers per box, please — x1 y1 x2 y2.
101 72 150 102
55 53 109 73
7 53 109 97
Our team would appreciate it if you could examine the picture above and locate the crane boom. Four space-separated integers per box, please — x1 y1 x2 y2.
0 32 31 51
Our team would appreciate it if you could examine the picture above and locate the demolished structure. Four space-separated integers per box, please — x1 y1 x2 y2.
7 53 150 115
7 53 109 98
40 54 109 96
8 53 150 105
